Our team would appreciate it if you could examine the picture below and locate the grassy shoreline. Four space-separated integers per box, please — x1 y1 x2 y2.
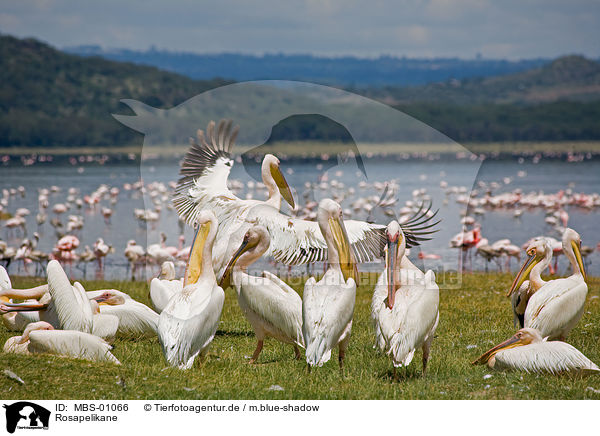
2 272 599 400
1 141 600 158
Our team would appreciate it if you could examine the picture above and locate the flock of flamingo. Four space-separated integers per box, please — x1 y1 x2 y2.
0 119 598 378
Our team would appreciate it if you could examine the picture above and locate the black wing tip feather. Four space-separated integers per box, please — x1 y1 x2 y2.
400 200 442 248
172 119 240 224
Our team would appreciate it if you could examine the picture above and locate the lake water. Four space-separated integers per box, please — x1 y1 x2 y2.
1 153 599 282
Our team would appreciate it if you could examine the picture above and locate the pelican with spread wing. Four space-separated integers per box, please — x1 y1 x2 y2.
158 211 225 369
220 225 304 363
173 119 439 276
303 199 356 370
508 228 588 340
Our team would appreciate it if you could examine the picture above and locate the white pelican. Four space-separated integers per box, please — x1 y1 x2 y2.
303 199 356 369
371 221 439 377
87 289 159 337
0 261 119 341
507 237 552 328
173 120 438 274
220 225 304 363
158 210 225 369
3 321 120 364
150 261 183 313
509 228 588 340
472 328 599 375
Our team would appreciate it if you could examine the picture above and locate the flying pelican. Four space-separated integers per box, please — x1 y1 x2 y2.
472 328 599 375
173 119 438 276
303 199 356 370
220 225 304 363
509 228 587 340
87 289 159 337
3 321 120 364
371 221 439 378
508 238 552 327
150 261 183 314
158 210 225 369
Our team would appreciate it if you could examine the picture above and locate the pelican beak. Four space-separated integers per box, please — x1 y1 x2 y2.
386 236 400 309
471 333 524 365
270 162 295 209
184 221 211 286
219 238 251 289
91 294 109 305
329 216 356 282
572 240 586 280
507 250 539 297
0 301 49 313
0 296 9 303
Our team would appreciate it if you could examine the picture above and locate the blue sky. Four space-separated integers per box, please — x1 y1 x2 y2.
1 0 599 59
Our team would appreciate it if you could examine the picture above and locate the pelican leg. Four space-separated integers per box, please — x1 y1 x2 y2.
249 339 263 364
422 336 433 376
293 345 302 360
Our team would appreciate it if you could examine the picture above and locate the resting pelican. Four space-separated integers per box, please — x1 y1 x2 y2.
472 328 599 375
158 211 225 369
508 238 552 328
509 228 588 340
3 321 120 364
150 261 183 313
87 289 159 337
371 221 439 378
173 120 438 275
0 261 119 341
220 226 304 363
303 199 356 370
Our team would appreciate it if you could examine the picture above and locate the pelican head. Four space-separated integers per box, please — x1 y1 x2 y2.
159 261 176 280
563 228 586 280
184 210 216 286
19 321 54 344
220 226 270 289
385 220 405 309
263 154 295 209
472 328 542 365
91 290 126 306
507 238 550 297
317 198 356 282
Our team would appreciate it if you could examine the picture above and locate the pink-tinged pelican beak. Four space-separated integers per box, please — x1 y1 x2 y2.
572 240 586 280
0 301 49 313
471 332 526 365
91 293 110 305
270 161 295 209
329 215 356 282
184 220 211 286
507 248 539 297
386 233 400 309
219 236 254 290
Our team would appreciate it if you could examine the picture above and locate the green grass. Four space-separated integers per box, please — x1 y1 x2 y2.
1 273 599 400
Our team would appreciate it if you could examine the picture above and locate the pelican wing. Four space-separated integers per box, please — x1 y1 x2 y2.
302 274 356 366
525 276 588 338
100 302 159 337
248 205 386 264
91 314 119 342
158 283 225 369
237 272 303 347
0 265 11 290
495 341 600 374
28 329 120 364
47 261 93 333
150 278 184 314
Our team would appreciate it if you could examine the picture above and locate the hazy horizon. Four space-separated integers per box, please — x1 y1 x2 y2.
1 0 599 60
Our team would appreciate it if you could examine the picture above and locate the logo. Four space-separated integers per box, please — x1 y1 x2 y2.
3 402 50 433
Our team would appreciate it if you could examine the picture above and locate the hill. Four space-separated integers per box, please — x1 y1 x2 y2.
65 45 549 87
362 55 600 105
0 35 230 148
